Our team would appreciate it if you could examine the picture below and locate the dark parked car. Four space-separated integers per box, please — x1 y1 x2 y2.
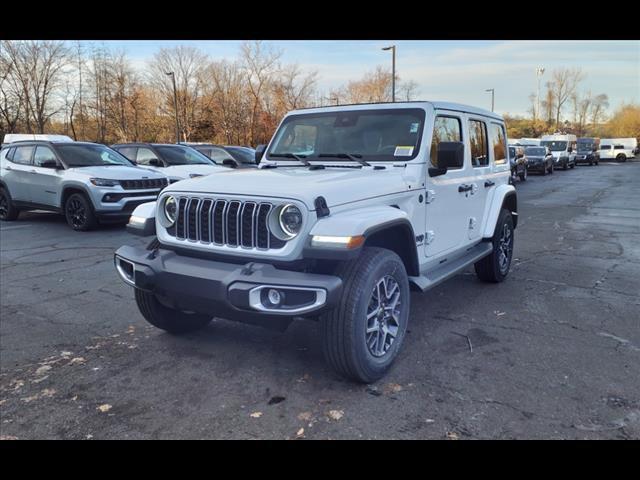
575 138 600 166
184 143 257 169
508 145 528 182
525 146 554 175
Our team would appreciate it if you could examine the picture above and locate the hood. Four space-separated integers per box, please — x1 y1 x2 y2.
67 165 167 180
527 155 544 160
137 164 224 180
164 165 412 209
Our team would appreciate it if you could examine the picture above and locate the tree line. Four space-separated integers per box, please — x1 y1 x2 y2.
1 40 637 147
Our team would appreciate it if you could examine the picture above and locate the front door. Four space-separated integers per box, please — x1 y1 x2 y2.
425 112 469 257
30 145 63 207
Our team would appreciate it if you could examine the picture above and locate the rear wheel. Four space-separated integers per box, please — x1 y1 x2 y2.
475 208 514 283
65 193 97 231
616 154 627 162
0 187 20 221
321 247 410 383
135 289 212 334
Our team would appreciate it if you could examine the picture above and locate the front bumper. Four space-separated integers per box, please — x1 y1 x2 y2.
114 245 343 322
527 162 546 171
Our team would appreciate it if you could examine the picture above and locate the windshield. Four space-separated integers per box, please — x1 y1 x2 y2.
156 145 214 165
226 147 256 164
525 147 546 156
577 142 595 150
267 108 425 162
540 141 568 152
56 144 134 167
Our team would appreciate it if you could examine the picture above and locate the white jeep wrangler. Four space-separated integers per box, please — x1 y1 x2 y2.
115 102 517 383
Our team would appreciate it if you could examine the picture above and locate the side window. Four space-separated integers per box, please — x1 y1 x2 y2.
601 145 611 150
117 147 137 161
489 123 507 165
136 147 159 165
0 147 14 161
430 116 463 168
469 120 489 167
209 147 232 163
614 145 624 150
12 146 35 165
33 146 57 167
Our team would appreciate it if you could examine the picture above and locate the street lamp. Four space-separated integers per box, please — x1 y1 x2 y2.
382 45 396 102
165 71 180 143
535 66 545 121
485 88 495 112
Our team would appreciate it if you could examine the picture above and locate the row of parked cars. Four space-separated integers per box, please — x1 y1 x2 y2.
0 135 256 230
508 134 638 183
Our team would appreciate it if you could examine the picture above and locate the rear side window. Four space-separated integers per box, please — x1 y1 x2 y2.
430 116 462 168
490 123 507 165
12 146 34 165
614 145 624 150
469 120 489 167
600 145 611 150
1 147 15 161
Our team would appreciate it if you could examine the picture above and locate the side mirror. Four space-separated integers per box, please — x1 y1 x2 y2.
255 144 267 164
437 141 465 169
41 159 59 169
222 158 237 168
148 158 161 167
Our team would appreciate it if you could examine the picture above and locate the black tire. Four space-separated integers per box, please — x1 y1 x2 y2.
518 167 527 182
563 160 568 170
135 289 212 334
0 187 20 221
474 209 514 283
617 154 626 163
64 193 97 231
321 247 410 383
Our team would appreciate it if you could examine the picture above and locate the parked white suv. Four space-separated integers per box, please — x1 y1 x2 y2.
0 138 169 230
115 102 517 382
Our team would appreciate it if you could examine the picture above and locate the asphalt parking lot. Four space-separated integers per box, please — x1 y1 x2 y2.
1 161 639 439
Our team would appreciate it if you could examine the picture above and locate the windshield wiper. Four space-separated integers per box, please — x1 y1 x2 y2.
317 153 371 167
269 153 310 166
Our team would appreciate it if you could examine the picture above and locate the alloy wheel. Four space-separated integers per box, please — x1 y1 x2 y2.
0 192 8 218
66 198 87 229
366 275 402 357
497 223 513 274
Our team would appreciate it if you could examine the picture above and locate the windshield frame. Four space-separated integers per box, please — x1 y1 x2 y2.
525 147 546 156
54 143 136 168
265 108 427 163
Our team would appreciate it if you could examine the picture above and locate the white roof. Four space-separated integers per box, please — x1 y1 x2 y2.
3 134 74 144
290 101 503 121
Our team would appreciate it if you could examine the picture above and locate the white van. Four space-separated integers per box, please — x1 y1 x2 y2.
541 134 577 170
599 138 637 162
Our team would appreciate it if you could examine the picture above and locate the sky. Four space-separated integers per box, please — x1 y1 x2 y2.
83 40 639 117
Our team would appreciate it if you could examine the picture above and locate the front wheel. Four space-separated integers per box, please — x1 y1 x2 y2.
0 187 20 221
563 160 569 170
321 247 410 383
65 193 97 231
474 209 514 283
135 289 212 334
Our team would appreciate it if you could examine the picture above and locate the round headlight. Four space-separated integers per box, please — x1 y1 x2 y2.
164 196 177 225
278 204 302 239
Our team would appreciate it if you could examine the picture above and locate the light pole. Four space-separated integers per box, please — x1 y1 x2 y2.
165 71 180 143
535 66 545 121
382 45 396 102
485 88 495 112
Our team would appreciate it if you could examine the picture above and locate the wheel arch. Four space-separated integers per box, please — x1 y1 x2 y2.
61 184 94 209
363 220 420 277
483 185 518 239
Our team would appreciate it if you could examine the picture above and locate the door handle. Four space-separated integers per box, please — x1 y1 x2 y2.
484 180 495 188
458 184 472 193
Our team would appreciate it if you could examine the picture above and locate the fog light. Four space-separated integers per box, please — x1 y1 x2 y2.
267 289 283 306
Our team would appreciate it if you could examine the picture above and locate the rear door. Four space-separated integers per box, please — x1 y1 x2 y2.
30 145 64 207
464 117 493 243
425 112 469 257
5 145 35 202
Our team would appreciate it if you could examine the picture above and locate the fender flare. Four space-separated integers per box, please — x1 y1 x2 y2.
127 201 157 236
60 182 96 209
482 184 517 239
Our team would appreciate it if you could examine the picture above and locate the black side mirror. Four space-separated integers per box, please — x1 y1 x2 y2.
222 158 237 168
255 144 266 164
148 158 161 166
41 159 59 169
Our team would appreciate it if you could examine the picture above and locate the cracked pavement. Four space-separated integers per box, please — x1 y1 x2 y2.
1 161 639 439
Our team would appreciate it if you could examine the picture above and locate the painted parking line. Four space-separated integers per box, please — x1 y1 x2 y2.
0 224 35 231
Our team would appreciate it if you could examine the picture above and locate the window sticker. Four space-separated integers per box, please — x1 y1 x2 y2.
394 146 414 156
409 123 419 133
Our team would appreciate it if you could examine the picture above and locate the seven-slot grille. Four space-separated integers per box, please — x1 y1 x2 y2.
172 197 286 250
120 178 168 190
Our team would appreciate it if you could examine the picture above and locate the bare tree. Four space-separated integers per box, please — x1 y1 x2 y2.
547 67 585 129
590 94 609 127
